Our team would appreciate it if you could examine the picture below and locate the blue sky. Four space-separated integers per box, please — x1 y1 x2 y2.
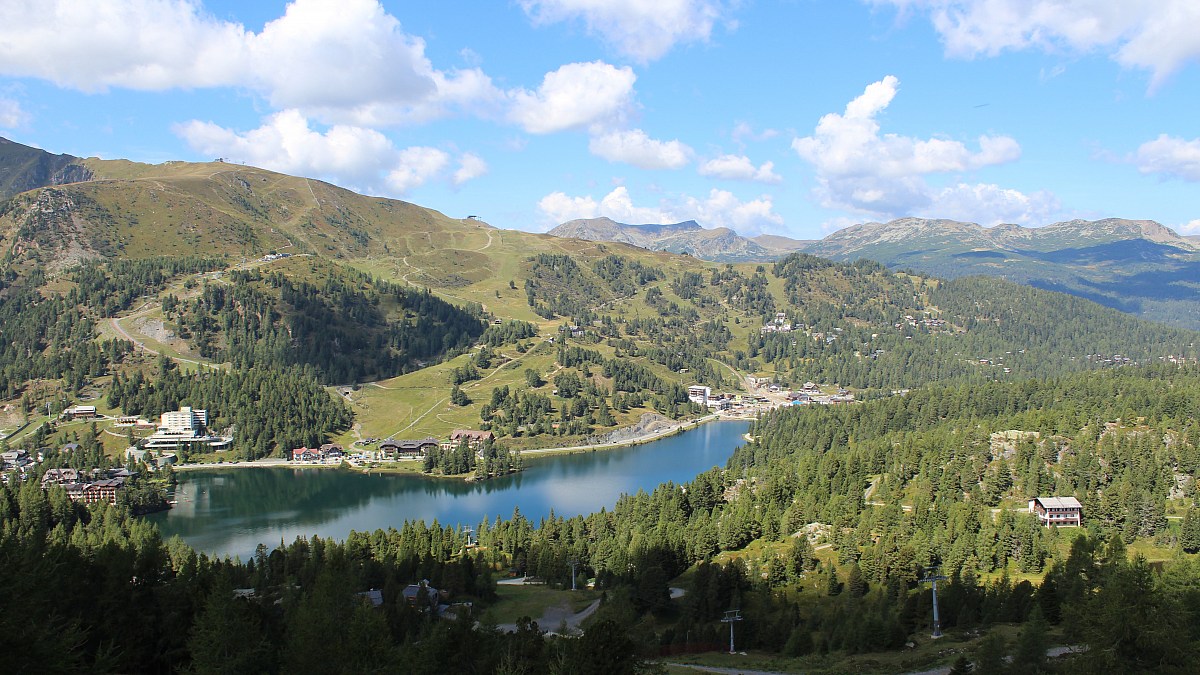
1 1 1198 239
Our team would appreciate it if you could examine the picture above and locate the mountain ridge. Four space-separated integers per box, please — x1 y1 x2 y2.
548 216 811 262
806 216 1200 329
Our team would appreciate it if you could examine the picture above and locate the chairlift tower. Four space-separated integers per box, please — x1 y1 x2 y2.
920 565 948 638
721 610 743 654
462 526 474 548
568 559 580 591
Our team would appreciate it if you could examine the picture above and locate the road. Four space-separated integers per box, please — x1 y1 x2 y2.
496 597 601 636
665 664 790 675
518 415 720 456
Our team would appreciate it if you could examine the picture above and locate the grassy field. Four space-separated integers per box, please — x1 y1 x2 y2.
480 584 599 627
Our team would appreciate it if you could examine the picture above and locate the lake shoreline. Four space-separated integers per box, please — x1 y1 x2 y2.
174 414 754 475
151 420 753 561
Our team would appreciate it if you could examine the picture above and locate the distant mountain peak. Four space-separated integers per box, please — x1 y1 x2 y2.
547 217 809 263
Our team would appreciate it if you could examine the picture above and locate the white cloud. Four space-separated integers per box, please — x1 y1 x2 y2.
453 153 488 187
537 191 601 224
536 186 783 234
1177 219 1200 236
509 61 636 134
0 0 503 126
519 0 728 62
926 182 1061 226
1134 134 1200 182
698 154 781 183
872 0 1200 88
792 75 1031 221
386 147 451 194
176 110 466 195
0 98 28 128
588 129 693 169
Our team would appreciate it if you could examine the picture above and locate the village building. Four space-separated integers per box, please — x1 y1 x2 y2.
1 449 31 470
291 447 322 462
41 467 81 487
62 405 97 420
79 477 126 505
442 430 494 452
402 581 441 610
1028 496 1083 527
380 438 439 459
687 385 711 406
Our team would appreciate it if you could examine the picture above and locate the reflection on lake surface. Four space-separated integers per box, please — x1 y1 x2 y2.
149 420 750 560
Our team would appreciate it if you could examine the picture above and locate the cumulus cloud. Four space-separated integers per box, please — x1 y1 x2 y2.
0 0 502 126
537 191 602 223
519 0 728 62
872 0 1200 88
1176 219 1200 236
453 153 489 187
176 110 477 195
536 186 783 234
0 98 28 128
386 147 451 193
509 61 637 134
1134 134 1200 182
926 182 1061 226
791 75 1043 224
698 154 781 183
588 129 693 169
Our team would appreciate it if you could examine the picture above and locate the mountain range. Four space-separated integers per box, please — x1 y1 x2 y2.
803 217 1200 329
548 214 1200 329
548 217 811 262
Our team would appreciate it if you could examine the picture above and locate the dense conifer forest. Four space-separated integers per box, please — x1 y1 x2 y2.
4 364 1200 672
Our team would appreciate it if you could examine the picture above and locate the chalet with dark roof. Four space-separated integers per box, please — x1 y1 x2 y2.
1029 496 1082 527
41 468 81 487
442 429 494 451
380 438 439 458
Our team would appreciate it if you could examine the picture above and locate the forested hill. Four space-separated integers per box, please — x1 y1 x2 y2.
803 216 1200 330
751 254 1199 391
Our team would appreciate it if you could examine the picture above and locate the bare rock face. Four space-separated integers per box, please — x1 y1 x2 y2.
0 136 93 200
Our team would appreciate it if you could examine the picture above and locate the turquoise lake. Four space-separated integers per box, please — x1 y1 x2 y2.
149 420 751 560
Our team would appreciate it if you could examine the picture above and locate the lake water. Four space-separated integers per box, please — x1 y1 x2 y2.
149 420 750 560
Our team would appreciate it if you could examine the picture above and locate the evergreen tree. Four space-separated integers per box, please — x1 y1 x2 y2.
1181 506 1200 554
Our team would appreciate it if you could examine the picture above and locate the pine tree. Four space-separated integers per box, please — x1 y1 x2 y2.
1181 507 1200 553
846 562 866 598
826 565 841 596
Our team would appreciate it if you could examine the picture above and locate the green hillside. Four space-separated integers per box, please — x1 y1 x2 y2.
1 146 1198 459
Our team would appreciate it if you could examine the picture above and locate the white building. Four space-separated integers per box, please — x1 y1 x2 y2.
687 385 711 406
144 406 231 450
